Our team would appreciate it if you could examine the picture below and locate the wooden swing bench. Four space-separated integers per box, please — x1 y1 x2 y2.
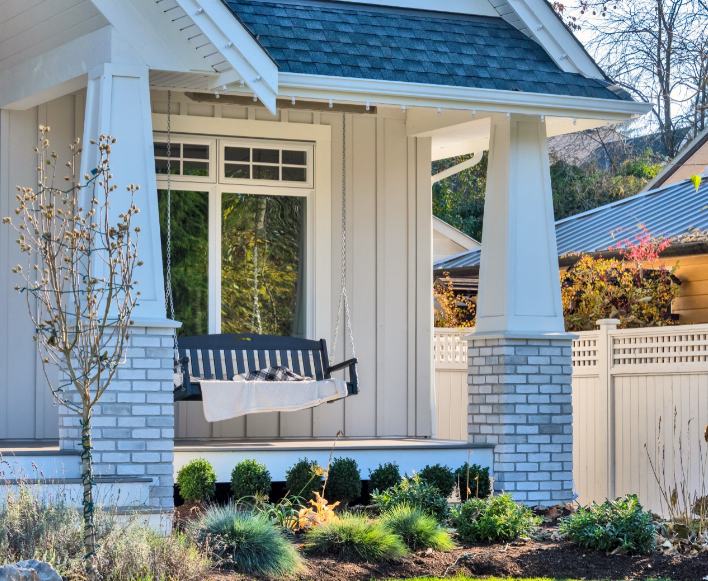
173 333 359 402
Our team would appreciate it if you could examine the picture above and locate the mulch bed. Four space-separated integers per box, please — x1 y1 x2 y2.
207 537 708 581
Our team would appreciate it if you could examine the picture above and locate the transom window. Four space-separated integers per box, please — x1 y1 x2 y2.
154 134 315 338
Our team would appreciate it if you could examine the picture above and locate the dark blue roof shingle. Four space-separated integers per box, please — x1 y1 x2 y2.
224 0 629 101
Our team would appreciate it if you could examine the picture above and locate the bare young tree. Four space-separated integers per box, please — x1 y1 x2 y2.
555 0 708 155
3 127 141 579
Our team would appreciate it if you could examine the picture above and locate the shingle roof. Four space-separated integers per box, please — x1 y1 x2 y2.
224 0 631 101
433 175 708 271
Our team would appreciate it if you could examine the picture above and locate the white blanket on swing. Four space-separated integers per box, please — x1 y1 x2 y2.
199 377 348 422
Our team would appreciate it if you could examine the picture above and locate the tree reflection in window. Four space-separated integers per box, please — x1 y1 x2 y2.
221 194 306 337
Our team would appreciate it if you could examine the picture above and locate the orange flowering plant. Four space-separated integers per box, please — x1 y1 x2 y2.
434 273 476 328
561 229 680 331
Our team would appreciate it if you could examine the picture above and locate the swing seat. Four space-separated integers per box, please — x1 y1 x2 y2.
174 333 359 403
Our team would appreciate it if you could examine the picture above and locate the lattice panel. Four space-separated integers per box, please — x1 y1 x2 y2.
433 331 468 370
572 336 599 367
612 331 708 365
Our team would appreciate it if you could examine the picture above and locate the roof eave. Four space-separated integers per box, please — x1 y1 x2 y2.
278 72 653 120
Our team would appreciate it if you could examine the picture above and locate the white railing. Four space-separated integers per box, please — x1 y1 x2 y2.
435 322 708 514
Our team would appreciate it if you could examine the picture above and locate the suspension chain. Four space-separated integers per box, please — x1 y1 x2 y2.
330 113 356 365
165 91 179 364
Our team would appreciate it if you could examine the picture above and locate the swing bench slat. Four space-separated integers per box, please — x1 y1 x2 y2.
174 334 359 402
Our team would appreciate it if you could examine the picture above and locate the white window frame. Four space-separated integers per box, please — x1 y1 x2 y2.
153 133 216 184
219 138 314 189
155 137 315 338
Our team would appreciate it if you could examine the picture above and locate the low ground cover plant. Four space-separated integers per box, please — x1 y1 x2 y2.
231 459 272 500
419 464 456 498
369 462 402 494
454 493 540 543
381 504 456 552
285 457 323 501
326 457 362 506
559 494 655 555
177 458 217 502
372 475 450 522
188 503 301 576
305 514 408 562
455 462 491 500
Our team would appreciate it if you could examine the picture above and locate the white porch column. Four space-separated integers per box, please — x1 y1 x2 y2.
80 63 166 321
467 114 574 506
58 63 176 510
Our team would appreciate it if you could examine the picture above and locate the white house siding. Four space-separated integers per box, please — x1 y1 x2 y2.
149 92 434 441
0 93 86 440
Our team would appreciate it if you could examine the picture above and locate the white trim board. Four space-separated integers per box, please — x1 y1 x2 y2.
277 73 652 120
433 217 480 250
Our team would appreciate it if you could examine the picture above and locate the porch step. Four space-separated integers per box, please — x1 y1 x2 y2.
0 476 153 509
0 449 82 480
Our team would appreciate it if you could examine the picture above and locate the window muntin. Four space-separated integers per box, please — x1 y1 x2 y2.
220 140 313 188
153 136 216 183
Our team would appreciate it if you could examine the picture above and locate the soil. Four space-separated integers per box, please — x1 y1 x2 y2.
208 538 708 581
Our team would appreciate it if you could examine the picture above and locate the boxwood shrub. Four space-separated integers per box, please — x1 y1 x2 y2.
368 462 402 494
326 457 361 506
454 463 491 500
176 458 217 502
285 458 323 501
418 464 456 498
230 459 271 500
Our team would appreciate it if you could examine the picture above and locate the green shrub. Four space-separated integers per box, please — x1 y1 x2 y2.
559 494 655 555
454 493 540 543
177 458 217 502
326 457 362 505
454 463 491 500
230 459 271 500
419 464 456 498
381 505 456 552
305 515 408 562
368 462 402 494
188 504 301 576
371 475 450 522
285 457 323 502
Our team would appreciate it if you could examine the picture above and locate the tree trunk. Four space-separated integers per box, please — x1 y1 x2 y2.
81 406 98 581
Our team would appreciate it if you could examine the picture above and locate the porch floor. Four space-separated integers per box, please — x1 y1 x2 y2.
174 437 481 452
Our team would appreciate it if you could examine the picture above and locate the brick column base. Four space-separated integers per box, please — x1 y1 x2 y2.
467 336 573 505
58 325 177 509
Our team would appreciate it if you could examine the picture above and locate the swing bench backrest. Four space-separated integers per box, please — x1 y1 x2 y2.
174 333 359 402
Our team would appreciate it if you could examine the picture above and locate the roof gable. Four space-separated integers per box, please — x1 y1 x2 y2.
224 0 630 101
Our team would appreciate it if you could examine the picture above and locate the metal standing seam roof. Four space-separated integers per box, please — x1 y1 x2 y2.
433 175 708 271
223 0 632 102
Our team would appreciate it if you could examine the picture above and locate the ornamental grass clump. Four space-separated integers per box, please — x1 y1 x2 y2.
188 504 301 576
368 462 402 494
230 459 271 501
305 514 408 562
177 458 217 502
559 494 655 555
381 505 456 552
372 475 450 523
453 493 540 543
419 464 456 497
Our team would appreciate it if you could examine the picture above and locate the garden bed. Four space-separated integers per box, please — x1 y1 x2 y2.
210 537 708 581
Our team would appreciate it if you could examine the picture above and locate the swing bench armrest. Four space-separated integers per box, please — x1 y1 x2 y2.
327 357 357 374
326 357 359 396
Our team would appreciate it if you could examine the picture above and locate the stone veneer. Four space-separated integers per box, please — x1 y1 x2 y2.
58 325 176 509
467 336 573 505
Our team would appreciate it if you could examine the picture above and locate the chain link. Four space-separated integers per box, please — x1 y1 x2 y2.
330 113 356 365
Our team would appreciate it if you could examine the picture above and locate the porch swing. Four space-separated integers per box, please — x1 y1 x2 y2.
168 92 359 412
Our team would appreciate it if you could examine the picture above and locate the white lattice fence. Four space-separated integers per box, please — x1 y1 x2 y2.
433 329 469 439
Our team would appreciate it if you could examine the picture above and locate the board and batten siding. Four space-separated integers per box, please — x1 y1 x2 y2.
0 93 87 440
151 92 435 441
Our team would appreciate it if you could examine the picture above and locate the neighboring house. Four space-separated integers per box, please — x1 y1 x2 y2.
0 0 650 511
644 126 708 191
434 174 708 323
433 217 479 263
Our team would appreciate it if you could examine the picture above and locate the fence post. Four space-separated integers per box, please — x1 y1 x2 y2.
597 319 619 500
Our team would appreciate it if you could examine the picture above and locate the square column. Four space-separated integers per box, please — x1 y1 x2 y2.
467 114 574 505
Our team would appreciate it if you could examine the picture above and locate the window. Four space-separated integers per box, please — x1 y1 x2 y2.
155 135 313 338
220 139 313 188
153 136 215 183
